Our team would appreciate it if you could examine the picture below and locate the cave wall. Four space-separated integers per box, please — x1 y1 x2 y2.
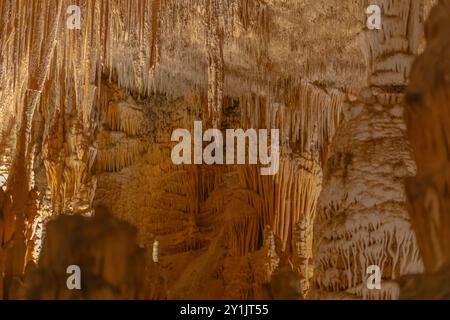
312 0 430 299
19 210 166 300
0 0 446 300
401 0 450 299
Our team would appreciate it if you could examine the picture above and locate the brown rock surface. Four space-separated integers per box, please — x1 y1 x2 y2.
20 208 165 300
400 0 450 299
0 0 448 300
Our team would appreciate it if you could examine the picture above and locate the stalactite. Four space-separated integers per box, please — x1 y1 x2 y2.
205 152 322 297
19 212 164 299
262 225 279 283
312 0 428 300
206 0 225 127
96 137 147 173
1 0 63 299
95 84 150 173
104 100 147 136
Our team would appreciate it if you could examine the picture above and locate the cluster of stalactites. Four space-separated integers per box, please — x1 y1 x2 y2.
404 0 450 275
311 0 431 300
0 0 280 195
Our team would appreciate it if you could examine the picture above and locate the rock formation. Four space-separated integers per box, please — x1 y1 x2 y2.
401 0 450 299
19 207 165 300
312 0 430 299
0 0 448 300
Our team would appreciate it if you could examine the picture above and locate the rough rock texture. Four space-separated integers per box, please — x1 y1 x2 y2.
0 0 447 300
400 0 450 299
19 209 165 300
312 0 430 299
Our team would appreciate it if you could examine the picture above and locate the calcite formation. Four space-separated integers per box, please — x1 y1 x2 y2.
400 0 450 299
0 0 448 300
19 209 165 300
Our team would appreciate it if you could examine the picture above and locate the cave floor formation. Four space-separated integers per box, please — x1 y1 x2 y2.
1 0 449 300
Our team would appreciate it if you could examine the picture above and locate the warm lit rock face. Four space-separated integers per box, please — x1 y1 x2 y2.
312 0 431 299
19 210 165 300
400 0 450 299
0 0 445 300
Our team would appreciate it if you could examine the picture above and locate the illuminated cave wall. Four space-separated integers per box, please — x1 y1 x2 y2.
0 0 447 300
401 0 450 300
